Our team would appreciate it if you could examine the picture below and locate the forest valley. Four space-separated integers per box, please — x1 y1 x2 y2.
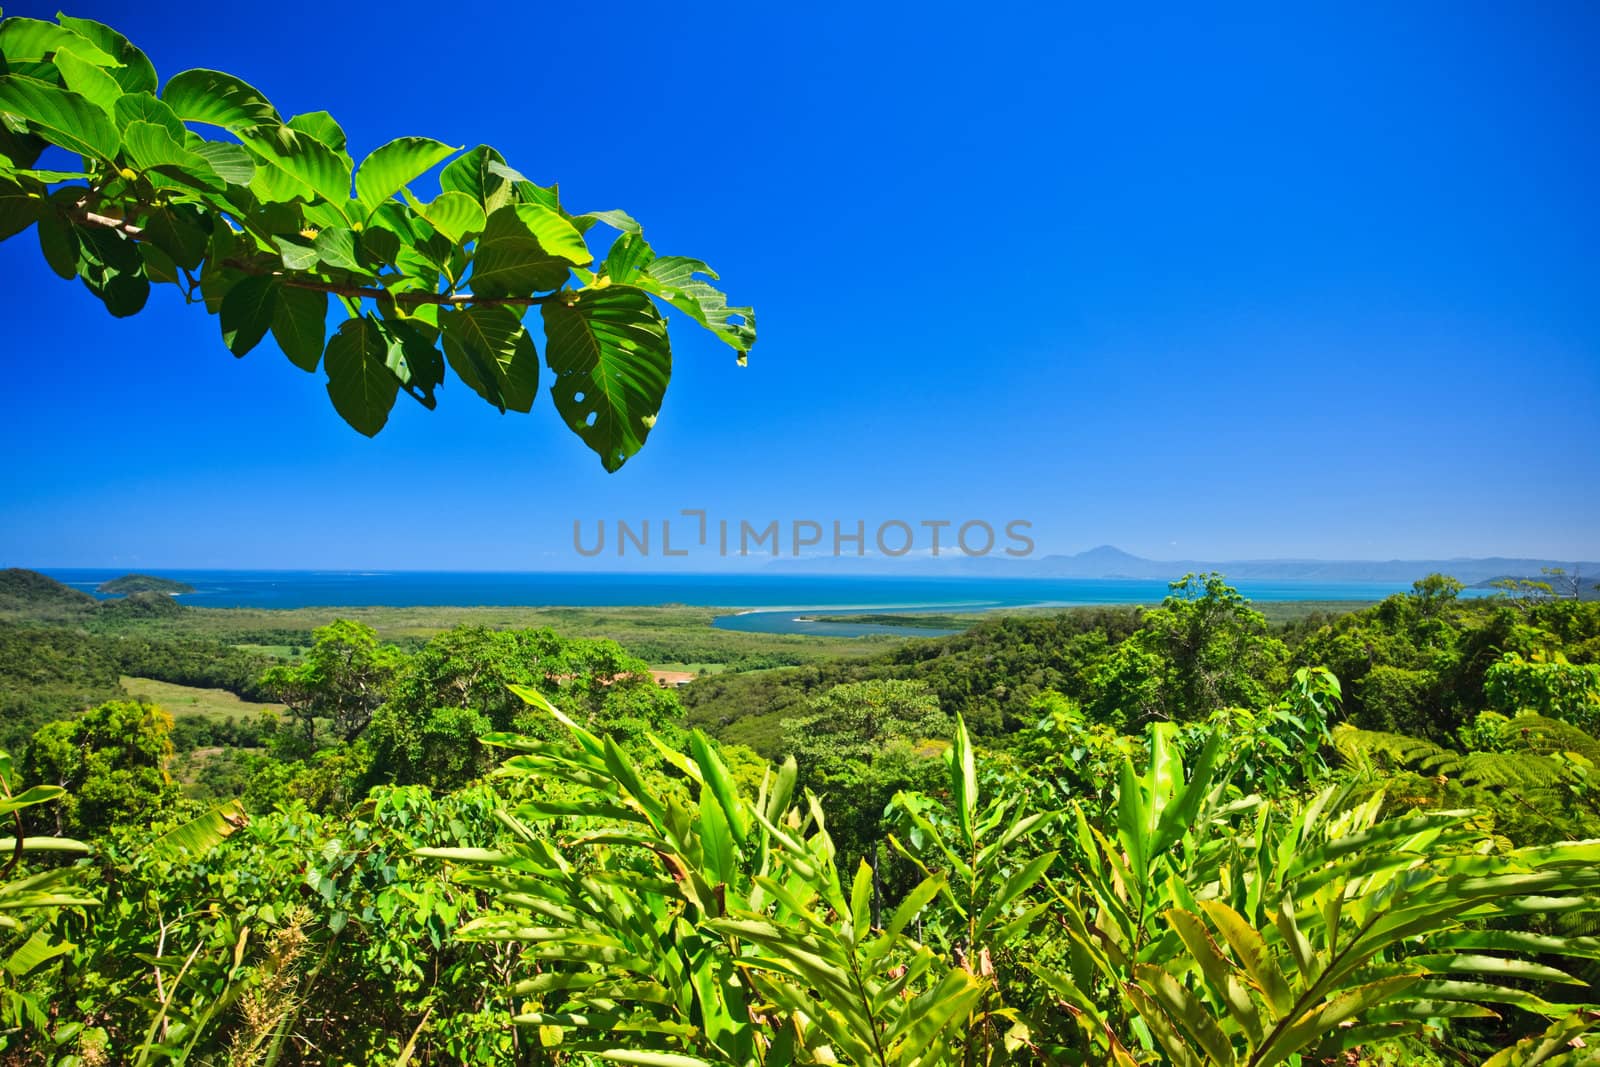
0 569 1598 1065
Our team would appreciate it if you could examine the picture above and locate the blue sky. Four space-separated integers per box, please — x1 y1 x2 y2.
2 1 1596 569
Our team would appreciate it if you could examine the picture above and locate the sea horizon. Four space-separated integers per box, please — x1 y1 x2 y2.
34 567 1434 615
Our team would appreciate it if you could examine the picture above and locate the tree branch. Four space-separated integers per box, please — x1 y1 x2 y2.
220 259 564 307
63 200 564 309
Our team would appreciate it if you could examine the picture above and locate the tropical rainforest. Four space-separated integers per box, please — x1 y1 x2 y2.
4 9 1600 1067
0 564 1598 1065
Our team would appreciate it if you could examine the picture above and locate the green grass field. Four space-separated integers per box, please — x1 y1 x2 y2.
120 675 283 721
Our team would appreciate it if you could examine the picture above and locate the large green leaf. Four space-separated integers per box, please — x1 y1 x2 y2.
238 122 350 206
602 234 755 359
140 201 210 270
0 176 41 240
74 225 147 317
323 315 400 436
415 190 484 244
122 119 215 178
438 143 512 212
541 286 671 471
149 800 245 858
640 257 755 359
50 45 124 116
377 316 445 408
53 14 158 94
219 273 278 356
0 17 119 66
271 286 328 372
35 210 77 278
160 68 278 130
354 136 456 215
313 227 366 274
0 74 119 160
470 204 587 297
113 91 183 140
285 110 349 159
190 140 254 185
440 305 540 413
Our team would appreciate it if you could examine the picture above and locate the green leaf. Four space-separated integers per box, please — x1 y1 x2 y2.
50 45 123 116
35 210 76 278
285 110 348 156
122 119 214 176
440 305 541 414
377 315 444 408
689 730 749 843
0 17 118 66
272 234 318 272
238 123 350 206
0 176 40 239
416 190 484 244
698 788 734 886
219 274 278 356
313 227 365 273
574 208 641 234
950 713 978 843
354 136 455 215
112 91 183 140
141 201 209 270
190 140 253 184
0 74 119 160
849 859 873 940
161 68 278 130
323 315 400 436
438 143 512 211
53 15 158 94
270 286 327 372
636 255 756 358
74 225 147 317
541 286 671 471
4 930 73 979
470 204 586 297
149 800 245 858
599 1052 713 1067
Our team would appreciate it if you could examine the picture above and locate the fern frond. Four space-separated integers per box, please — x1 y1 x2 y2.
1332 725 1461 776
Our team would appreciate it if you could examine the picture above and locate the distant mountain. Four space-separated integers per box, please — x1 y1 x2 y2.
768 547 1600 586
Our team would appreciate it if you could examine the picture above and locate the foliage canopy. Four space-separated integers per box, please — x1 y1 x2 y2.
0 11 755 469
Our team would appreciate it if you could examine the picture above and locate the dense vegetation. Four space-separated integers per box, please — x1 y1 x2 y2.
0 570 1596 1063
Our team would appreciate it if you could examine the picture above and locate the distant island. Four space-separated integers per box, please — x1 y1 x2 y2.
96 574 195 596
797 613 976 629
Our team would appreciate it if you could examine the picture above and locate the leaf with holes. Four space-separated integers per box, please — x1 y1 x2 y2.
541 287 670 472
378 316 445 409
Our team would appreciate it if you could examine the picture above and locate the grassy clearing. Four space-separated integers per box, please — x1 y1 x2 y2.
120 676 282 722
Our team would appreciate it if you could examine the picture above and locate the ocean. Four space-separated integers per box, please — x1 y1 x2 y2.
42 569 1417 637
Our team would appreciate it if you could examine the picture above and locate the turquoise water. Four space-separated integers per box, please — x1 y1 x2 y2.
43 569 1415 637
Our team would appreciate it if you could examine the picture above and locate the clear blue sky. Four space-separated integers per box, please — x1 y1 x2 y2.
2 1 1595 569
